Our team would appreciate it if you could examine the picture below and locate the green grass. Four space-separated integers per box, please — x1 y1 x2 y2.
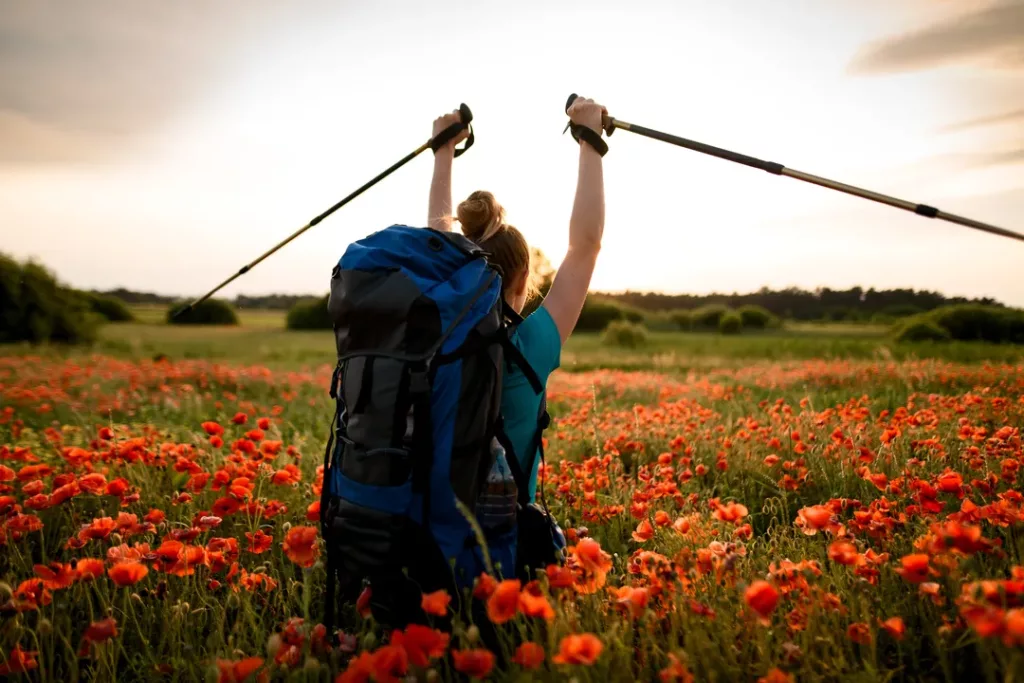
0 317 1017 370
128 304 287 328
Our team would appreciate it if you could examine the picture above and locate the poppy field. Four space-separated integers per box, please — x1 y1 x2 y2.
2 344 1024 681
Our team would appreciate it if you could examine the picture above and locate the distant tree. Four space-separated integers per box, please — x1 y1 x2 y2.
86 293 135 322
167 299 238 325
0 253 96 344
286 296 332 330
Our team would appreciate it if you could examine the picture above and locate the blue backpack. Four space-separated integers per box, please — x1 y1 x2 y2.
319 225 561 632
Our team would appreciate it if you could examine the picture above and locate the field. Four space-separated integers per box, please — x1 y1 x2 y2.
1 315 1023 681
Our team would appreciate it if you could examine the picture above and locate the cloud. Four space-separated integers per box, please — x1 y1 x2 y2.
0 1 330 163
973 147 1024 167
849 0 1024 74
941 107 1024 132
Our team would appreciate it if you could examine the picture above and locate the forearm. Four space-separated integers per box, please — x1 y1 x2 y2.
567 144 604 254
427 150 454 232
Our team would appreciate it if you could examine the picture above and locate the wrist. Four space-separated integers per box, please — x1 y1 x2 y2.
433 147 455 163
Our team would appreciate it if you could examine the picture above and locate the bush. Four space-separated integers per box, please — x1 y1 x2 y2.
643 311 680 332
576 297 628 332
736 305 778 329
167 299 238 325
692 304 730 329
601 320 648 348
668 309 693 331
286 296 332 330
718 311 742 335
0 253 96 344
925 305 1024 344
87 294 134 322
894 319 951 343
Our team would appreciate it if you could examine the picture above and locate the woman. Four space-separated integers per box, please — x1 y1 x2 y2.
425 96 607 503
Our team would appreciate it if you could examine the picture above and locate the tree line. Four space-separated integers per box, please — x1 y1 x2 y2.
596 286 1005 322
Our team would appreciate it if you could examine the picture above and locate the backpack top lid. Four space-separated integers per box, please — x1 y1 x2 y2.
339 225 484 292
330 225 501 359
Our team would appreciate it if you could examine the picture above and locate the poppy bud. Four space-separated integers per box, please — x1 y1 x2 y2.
425 670 439 682
38 618 53 635
361 632 377 650
0 582 11 601
131 593 143 606
465 625 480 644
266 633 283 659
303 657 320 673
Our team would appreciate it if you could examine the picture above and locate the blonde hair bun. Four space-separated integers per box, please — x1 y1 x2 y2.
457 190 506 243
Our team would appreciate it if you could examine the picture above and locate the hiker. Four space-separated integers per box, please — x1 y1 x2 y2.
425 95 607 505
320 97 607 633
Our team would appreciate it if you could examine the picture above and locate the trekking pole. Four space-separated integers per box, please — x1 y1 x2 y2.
565 94 1024 244
174 104 475 317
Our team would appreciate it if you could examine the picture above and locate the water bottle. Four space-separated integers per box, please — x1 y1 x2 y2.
476 438 518 533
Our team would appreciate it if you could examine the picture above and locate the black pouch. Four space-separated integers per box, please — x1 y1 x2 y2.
514 502 566 582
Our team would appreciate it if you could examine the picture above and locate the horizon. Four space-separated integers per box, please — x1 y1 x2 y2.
2 0 1022 306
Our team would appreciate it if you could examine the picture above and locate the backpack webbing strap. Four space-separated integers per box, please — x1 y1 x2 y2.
409 367 434 526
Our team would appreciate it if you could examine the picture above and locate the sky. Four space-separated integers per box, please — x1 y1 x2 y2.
1 0 1022 305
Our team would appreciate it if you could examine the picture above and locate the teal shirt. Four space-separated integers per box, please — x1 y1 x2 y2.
501 305 561 501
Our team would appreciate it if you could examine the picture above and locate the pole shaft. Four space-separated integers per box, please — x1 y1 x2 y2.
609 118 1024 244
181 141 431 312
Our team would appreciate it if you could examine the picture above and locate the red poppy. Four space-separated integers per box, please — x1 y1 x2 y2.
421 589 450 617
216 657 265 683
795 505 835 535
282 526 319 567
257 417 271 430
76 558 106 581
202 421 226 436
231 412 248 425
80 617 118 656
473 572 498 599
895 554 932 583
0 645 38 675
246 530 273 554
452 649 495 679
513 642 545 669
34 562 76 589
109 562 149 587
519 581 555 619
847 622 871 645
552 633 603 665
880 616 905 640
632 518 655 542
827 541 861 566
744 581 779 623
487 579 521 624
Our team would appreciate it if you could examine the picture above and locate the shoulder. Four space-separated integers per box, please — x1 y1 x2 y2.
510 305 561 377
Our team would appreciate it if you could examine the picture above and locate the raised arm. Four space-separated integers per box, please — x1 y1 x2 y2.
543 97 607 343
427 110 468 232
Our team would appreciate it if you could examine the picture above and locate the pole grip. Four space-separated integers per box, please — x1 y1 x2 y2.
565 93 615 136
429 103 475 156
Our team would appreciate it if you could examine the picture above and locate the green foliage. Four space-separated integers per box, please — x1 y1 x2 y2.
668 309 693 331
893 318 951 343
692 304 730 329
736 305 777 329
576 296 629 332
0 253 96 344
286 296 332 330
87 293 135 322
601 320 648 348
642 311 681 332
718 311 743 335
922 304 1024 344
167 299 238 326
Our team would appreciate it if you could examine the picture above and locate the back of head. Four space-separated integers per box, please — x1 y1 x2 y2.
457 191 535 299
